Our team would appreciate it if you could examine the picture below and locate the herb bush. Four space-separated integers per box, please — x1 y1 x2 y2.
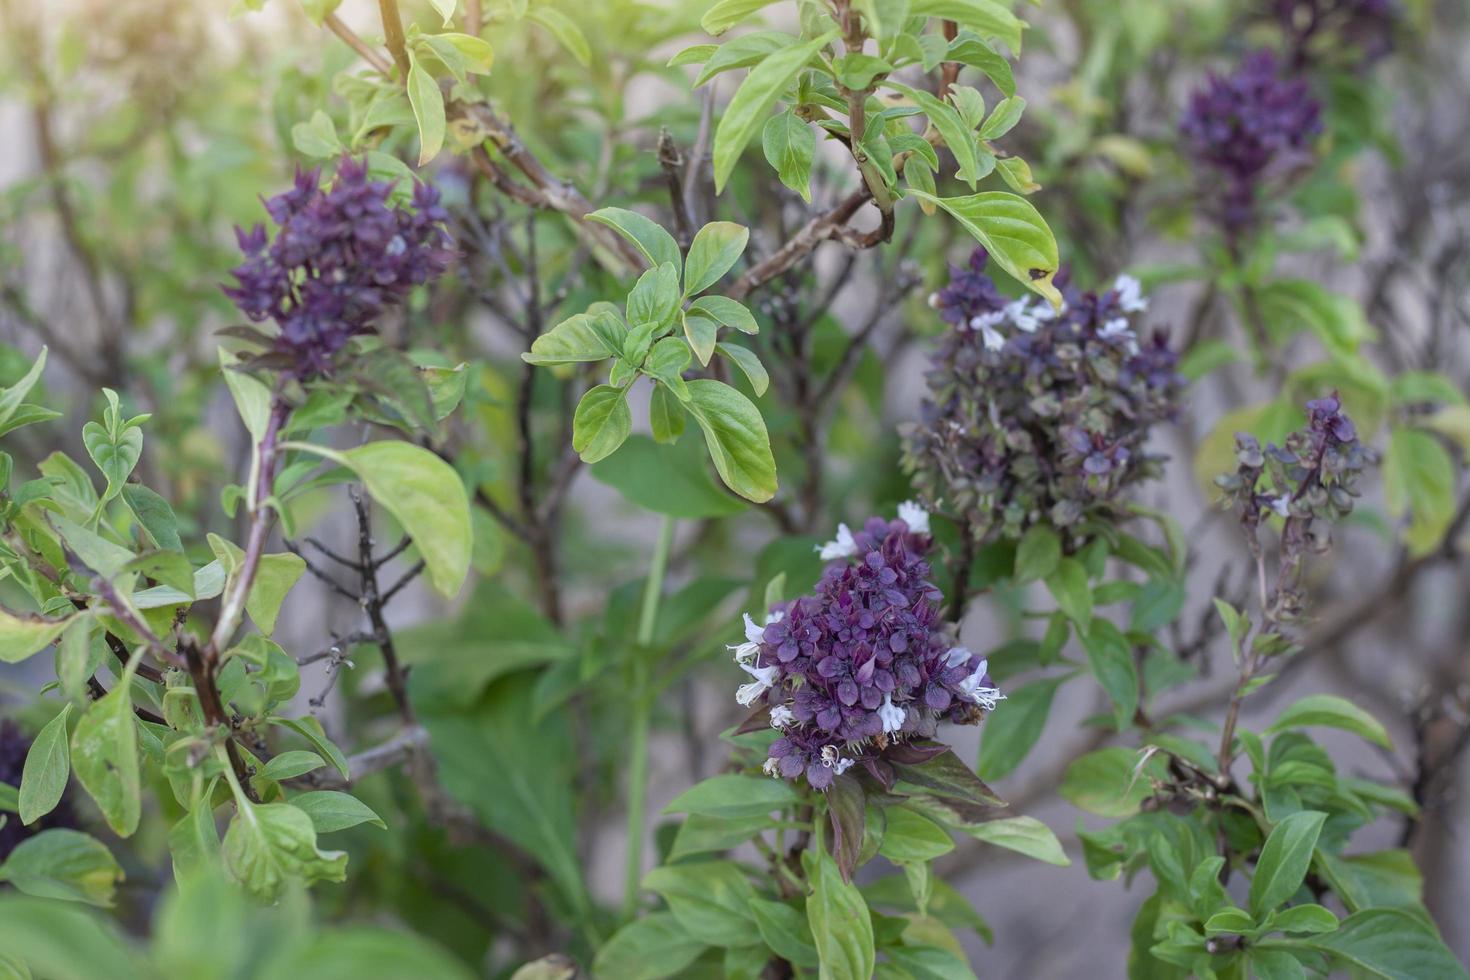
0 0 1468 977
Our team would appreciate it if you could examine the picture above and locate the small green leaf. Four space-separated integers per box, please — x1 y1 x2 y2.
18 704 71 826
259 751 325 782
713 31 838 193
1298 909 1468 980
81 420 142 505
571 385 633 464
70 685 141 837
663 774 799 819
222 801 348 901
643 862 760 947
1266 694 1392 749
762 110 815 201
978 95 1025 140
1044 558 1092 628
1013 525 1060 584
1249 810 1327 918
701 0 784 34
427 0 456 27
1059 747 1167 818
0 829 122 907
407 56 446 166
877 806 955 864
906 189 1061 308
684 221 750 297
1081 619 1139 729
526 7 589 66
650 384 687 444
593 913 705 980
716 342 769 397
522 308 625 365
909 0 1023 53
120 484 182 552
585 208 681 271
959 815 1070 866
804 846 875 980
1270 903 1338 935
685 379 777 503
289 791 386 834
269 717 350 780
0 608 73 664
977 673 1066 780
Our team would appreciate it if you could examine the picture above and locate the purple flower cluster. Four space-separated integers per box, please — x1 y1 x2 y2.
1179 50 1322 236
732 506 1001 790
902 249 1183 543
0 720 75 861
225 157 453 378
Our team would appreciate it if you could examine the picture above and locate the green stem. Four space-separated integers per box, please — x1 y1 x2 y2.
622 515 676 920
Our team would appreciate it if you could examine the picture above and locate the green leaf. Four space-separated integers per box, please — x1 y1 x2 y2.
750 898 819 968
877 806 955 864
285 441 471 597
120 484 182 552
406 56 446 166
81 421 142 506
291 109 342 157
526 6 589 65
834 52 893 89
689 295 759 335
1203 908 1255 935
265 929 478 980
0 608 73 664
70 685 140 837
908 0 1023 53
0 829 122 907
1249 949 1310 980
977 674 1065 780
259 751 325 782
590 434 744 519
668 813 772 861
585 208 681 271
663 773 799 819
682 313 719 367
762 110 815 201
1013 525 1060 584
0 894 142 980
1266 694 1392 749
888 83 981 187
1059 747 1167 818
628 263 683 329
805 846 875 980
571 385 633 464
701 0 783 34
268 717 350 780
685 379 777 503
1299 909 1468 980
1044 558 1092 628
1249 810 1327 918
289 791 386 834
593 912 705 980
717 342 769 397
1383 426 1456 556
219 348 272 441
945 34 1014 97
222 801 348 901
1270 903 1338 934
643 862 761 947
427 0 456 26
18 704 71 826
906 189 1061 308
0 347 50 430
978 95 1025 140
1080 619 1139 729
650 384 687 444
958 815 1069 866
208 536 305 636
522 308 625 365
713 31 838 193
684 221 750 297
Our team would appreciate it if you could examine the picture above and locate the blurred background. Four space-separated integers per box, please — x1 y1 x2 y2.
1 0 1467 974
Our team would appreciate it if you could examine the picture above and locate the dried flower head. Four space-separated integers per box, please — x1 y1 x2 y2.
732 504 1002 790
1179 49 1322 235
224 157 454 378
1215 393 1373 624
903 249 1183 543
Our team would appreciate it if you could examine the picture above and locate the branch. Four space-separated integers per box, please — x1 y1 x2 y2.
302 725 430 789
725 186 886 301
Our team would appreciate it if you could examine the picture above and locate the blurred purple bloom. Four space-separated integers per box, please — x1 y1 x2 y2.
224 157 454 378
1179 50 1322 235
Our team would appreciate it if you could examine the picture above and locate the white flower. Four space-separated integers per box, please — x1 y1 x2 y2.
970 310 1008 352
817 523 858 560
1005 297 1040 333
1034 300 1064 322
769 704 796 729
1113 273 1148 313
730 610 785 663
878 693 906 733
956 658 1005 711
927 291 942 309
1271 494 1291 517
762 757 781 777
1099 317 1132 339
736 660 778 706
943 646 974 669
897 500 930 535
819 745 855 774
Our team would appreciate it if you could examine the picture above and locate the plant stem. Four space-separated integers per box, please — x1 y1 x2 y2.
622 515 676 919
